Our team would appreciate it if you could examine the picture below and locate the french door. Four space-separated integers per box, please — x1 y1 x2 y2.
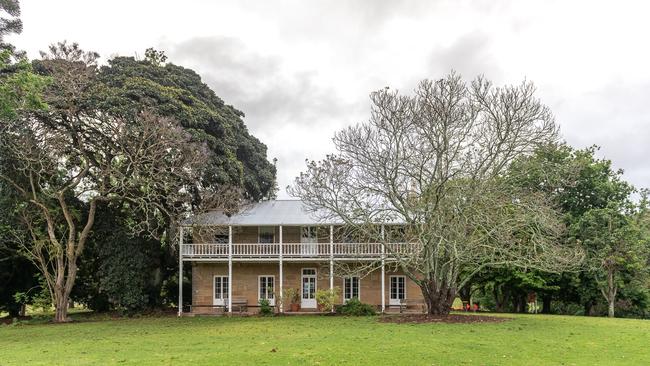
214 275 229 306
301 268 317 308
259 276 275 306
300 226 318 256
389 276 405 306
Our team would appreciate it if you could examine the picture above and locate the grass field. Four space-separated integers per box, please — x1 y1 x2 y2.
1 313 648 365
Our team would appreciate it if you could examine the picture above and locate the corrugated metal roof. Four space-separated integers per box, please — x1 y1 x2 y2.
184 200 340 226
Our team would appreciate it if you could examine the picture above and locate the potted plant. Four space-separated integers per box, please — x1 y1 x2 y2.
283 288 301 312
316 287 340 312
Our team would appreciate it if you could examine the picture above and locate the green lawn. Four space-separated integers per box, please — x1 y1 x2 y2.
0 313 648 365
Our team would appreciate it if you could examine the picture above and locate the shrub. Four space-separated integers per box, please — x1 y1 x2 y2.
259 298 274 316
282 288 300 305
315 287 340 312
337 298 376 316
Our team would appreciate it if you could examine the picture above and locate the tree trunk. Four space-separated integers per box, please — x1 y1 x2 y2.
54 289 70 322
53 262 78 322
493 286 510 312
541 295 552 314
606 267 616 318
421 279 456 315
583 301 593 316
512 293 527 313
518 295 528 313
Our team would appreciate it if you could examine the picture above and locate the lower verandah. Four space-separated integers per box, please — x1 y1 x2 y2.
191 262 424 314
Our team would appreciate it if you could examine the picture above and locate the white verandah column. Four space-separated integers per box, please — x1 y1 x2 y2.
329 225 334 313
178 226 184 317
228 225 233 314
279 225 283 313
381 224 385 313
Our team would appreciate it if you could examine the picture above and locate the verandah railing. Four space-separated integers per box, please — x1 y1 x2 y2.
181 242 419 259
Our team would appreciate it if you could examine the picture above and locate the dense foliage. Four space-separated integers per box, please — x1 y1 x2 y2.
66 53 277 313
336 298 376 316
471 144 650 317
91 55 276 201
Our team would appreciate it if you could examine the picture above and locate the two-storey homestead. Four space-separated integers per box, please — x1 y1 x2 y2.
178 200 423 315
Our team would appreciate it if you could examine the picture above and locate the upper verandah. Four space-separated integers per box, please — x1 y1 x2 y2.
180 200 415 261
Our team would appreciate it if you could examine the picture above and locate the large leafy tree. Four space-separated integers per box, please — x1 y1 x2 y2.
91 51 276 201
68 49 277 312
503 144 640 316
291 73 582 315
72 204 177 312
0 43 212 322
0 0 22 56
0 0 49 317
572 202 647 317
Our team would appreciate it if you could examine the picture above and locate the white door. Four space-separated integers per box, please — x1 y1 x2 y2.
214 276 229 306
301 268 317 308
301 226 318 256
389 276 405 306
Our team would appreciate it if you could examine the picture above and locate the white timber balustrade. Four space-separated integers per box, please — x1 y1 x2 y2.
180 241 418 260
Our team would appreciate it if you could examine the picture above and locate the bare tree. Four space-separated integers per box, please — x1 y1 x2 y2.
290 73 584 315
0 43 211 322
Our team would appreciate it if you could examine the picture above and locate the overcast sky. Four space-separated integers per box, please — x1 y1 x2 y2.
12 0 650 198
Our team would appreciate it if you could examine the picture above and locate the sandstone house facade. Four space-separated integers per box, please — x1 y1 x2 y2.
178 200 423 314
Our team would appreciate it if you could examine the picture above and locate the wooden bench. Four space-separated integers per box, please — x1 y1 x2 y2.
229 297 248 314
188 304 226 315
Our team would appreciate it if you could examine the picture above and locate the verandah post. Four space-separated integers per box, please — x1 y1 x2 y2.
381 224 385 313
178 226 184 317
228 225 233 314
329 225 334 313
279 225 283 313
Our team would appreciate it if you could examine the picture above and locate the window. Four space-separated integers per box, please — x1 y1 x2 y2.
343 276 360 301
214 234 228 244
214 276 229 304
386 225 406 243
301 226 318 242
390 276 405 303
259 276 275 303
258 226 274 243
